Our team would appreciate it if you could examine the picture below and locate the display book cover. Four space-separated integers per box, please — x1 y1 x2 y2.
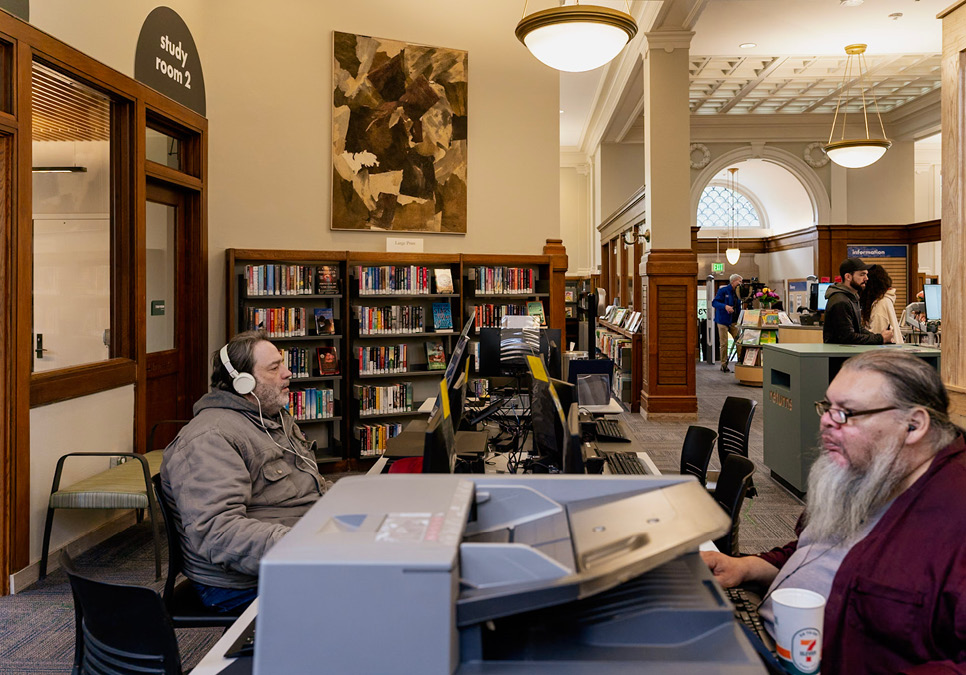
314 307 335 335
527 300 546 326
317 345 340 375
425 339 446 370
742 347 760 367
434 268 454 294
316 265 340 295
433 302 454 332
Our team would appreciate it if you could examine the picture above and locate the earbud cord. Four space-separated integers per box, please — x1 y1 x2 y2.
252 392 321 481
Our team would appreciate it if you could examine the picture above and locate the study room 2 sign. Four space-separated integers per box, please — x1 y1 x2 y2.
134 6 206 116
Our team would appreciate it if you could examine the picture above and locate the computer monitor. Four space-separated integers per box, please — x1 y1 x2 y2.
527 357 580 474
478 327 562 379
564 402 584 475
924 284 942 321
422 383 457 474
566 359 613 405
810 281 832 311
442 314 475 386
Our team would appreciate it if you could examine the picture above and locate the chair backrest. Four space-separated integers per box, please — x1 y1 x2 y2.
152 474 185 601
712 454 756 556
679 425 717 486
61 551 182 675
717 396 757 466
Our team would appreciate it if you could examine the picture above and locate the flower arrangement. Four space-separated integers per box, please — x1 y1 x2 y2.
755 287 780 307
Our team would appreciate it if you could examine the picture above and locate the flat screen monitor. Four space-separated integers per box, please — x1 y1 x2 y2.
529 373 570 474
924 284 941 321
566 359 613 406
478 327 562 379
814 282 832 311
422 385 457 474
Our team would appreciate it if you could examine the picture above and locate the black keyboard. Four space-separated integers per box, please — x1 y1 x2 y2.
605 451 647 475
595 418 631 443
726 587 776 655
224 617 256 659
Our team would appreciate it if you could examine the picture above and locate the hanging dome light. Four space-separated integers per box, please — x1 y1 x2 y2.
824 44 892 169
515 3 638 73
726 248 741 265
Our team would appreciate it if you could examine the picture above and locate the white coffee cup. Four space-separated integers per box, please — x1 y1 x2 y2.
771 588 825 675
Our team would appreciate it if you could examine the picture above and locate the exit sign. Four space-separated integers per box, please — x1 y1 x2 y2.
712 262 724 273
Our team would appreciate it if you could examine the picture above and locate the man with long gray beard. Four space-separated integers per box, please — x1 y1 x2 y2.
701 350 966 674
161 330 330 613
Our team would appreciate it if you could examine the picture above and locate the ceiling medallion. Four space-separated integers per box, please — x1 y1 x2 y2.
804 142 830 168
689 143 711 169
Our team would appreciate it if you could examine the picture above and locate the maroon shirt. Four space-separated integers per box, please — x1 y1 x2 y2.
759 435 966 675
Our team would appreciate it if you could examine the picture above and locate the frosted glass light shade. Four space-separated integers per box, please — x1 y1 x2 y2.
824 139 891 169
726 248 741 265
515 5 637 73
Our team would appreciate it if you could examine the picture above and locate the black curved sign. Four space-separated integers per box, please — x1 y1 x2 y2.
134 6 205 115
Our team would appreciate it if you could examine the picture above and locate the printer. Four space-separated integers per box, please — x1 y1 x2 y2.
255 474 767 674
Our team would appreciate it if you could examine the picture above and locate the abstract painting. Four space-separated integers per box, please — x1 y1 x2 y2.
332 31 468 233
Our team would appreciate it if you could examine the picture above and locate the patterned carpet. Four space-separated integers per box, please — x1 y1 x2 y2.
0 360 803 673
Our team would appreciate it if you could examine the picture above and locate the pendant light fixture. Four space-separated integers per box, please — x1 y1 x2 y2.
824 44 891 169
515 1 638 73
725 167 741 265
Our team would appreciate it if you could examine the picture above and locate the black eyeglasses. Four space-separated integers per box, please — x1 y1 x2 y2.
814 399 897 425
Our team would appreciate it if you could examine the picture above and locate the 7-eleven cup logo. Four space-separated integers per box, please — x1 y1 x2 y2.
792 627 821 673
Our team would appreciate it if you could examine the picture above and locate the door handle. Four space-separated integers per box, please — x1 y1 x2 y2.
35 334 48 359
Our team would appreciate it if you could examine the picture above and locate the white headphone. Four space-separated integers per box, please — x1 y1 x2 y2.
219 344 256 395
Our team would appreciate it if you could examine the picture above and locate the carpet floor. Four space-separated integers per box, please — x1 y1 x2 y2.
0 359 803 673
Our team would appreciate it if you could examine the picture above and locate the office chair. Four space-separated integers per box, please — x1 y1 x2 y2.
712 454 756 556
151 475 242 628
679 425 717 487
61 550 184 675
716 396 758 497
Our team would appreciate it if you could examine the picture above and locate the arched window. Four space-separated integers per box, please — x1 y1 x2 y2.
697 185 761 229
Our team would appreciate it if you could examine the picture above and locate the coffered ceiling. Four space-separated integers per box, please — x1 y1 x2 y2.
560 0 948 151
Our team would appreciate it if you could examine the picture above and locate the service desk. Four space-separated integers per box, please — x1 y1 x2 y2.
762 343 941 495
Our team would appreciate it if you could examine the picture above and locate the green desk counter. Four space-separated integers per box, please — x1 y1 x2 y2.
761 343 941 496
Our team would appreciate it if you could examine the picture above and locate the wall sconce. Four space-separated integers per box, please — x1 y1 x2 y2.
621 223 649 247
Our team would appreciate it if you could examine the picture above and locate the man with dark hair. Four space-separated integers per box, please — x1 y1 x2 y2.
823 257 893 344
702 350 966 673
712 273 742 372
160 330 328 612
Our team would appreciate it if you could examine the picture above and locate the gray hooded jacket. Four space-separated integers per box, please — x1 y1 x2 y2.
160 389 328 589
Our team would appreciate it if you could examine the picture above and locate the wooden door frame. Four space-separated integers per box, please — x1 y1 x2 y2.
0 13 207 592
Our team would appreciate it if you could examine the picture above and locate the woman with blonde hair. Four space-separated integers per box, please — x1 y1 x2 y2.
860 264 903 344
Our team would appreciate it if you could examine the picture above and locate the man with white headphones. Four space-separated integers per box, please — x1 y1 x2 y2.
160 329 329 613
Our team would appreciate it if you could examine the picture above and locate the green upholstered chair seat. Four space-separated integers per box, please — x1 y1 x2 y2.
48 450 164 510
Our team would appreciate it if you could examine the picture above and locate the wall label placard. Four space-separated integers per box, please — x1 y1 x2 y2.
134 6 206 115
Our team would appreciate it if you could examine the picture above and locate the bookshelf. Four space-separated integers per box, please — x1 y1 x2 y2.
347 253 461 459
564 276 589 349
595 316 642 412
734 309 781 387
461 254 559 389
226 249 348 466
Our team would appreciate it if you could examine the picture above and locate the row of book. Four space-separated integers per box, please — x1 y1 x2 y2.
739 329 778 346
473 266 536 294
281 347 313 379
740 308 792 327
473 303 526 328
601 306 643 333
287 388 336 421
354 382 415 416
357 423 404 457
244 264 340 296
356 344 410 374
355 266 455 295
246 307 310 337
597 331 631 369
356 305 427 334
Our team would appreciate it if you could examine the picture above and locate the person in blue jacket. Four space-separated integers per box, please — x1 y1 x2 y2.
712 274 742 372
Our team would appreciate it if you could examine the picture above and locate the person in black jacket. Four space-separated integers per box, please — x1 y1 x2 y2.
822 258 893 344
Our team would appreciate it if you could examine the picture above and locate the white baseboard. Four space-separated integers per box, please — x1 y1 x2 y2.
9 511 138 594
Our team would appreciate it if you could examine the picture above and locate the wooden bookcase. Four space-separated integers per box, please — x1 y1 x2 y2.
346 252 461 459
226 243 567 467
226 249 348 467
595 319 642 412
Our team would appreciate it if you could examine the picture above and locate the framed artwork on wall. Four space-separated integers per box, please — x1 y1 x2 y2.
331 31 468 234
